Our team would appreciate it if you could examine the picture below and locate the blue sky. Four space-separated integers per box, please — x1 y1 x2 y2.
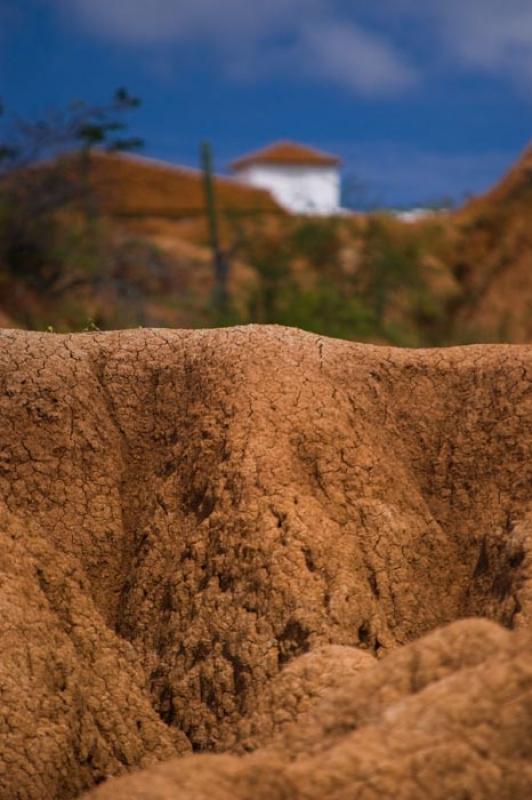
2 0 532 206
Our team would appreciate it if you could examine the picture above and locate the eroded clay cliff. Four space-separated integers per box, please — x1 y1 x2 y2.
0 326 530 799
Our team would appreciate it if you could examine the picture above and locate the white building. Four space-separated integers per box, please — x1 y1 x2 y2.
231 141 341 215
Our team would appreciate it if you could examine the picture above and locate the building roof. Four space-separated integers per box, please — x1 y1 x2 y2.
232 140 341 171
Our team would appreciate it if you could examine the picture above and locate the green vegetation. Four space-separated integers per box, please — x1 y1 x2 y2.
208 212 456 346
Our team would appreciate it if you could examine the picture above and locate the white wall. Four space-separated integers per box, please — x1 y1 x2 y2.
234 164 340 215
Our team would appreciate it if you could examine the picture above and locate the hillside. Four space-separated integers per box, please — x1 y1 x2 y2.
88 151 282 219
0 147 531 344
93 147 532 344
0 326 531 799
449 145 532 342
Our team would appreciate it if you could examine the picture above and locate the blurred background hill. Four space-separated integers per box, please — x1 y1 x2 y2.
1 128 531 345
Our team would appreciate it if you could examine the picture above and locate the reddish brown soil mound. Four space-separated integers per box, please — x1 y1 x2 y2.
0 326 531 799
84 619 532 800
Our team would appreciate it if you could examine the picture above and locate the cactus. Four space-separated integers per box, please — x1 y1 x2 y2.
200 141 229 310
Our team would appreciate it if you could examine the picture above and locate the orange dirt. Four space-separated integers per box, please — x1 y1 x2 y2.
88 152 282 218
0 325 531 799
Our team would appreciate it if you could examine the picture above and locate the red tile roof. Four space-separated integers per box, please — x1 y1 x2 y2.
232 141 341 170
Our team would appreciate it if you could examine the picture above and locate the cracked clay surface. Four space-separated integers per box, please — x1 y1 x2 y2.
0 325 531 799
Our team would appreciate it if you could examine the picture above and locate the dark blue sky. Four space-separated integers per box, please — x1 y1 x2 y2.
3 0 532 206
